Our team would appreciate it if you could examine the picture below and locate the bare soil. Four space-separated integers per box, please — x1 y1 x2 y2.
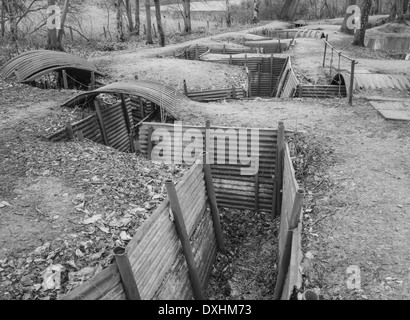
1 18 410 300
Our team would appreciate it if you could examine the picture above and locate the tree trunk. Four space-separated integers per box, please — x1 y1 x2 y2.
1 0 5 38
125 0 134 34
279 0 300 21
388 1 397 20
226 0 232 27
135 0 140 35
145 0 153 43
57 0 70 46
253 0 259 23
7 0 17 41
404 0 409 14
115 0 125 41
153 0 165 47
47 0 64 50
182 0 191 33
352 0 372 47
340 0 357 35
396 0 405 19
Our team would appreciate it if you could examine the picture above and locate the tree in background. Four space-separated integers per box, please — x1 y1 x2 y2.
114 0 124 41
388 0 409 21
252 0 259 23
7 0 17 41
352 0 372 46
124 0 134 34
153 0 164 46
135 0 140 35
145 0 153 43
182 0 191 33
279 0 301 21
47 0 70 50
340 0 357 35
225 0 232 27
1 0 5 38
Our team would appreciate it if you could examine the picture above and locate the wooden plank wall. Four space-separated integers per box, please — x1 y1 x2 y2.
138 122 293 213
187 87 245 101
274 143 304 300
61 161 218 300
295 85 347 98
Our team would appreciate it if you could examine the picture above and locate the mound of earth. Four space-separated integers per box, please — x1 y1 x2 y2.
98 57 247 91
367 21 410 38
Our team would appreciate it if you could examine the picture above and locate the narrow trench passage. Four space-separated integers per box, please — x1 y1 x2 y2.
205 208 278 300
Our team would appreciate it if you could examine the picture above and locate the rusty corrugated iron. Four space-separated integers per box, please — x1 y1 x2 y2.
0 50 102 82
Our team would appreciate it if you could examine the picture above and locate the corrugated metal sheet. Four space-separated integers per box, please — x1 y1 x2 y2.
62 80 194 120
250 28 325 40
138 122 294 213
0 50 102 82
61 161 218 300
187 87 245 101
295 85 347 98
333 72 410 93
244 39 291 53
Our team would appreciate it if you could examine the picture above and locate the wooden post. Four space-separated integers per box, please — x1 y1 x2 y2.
248 71 252 98
90 72 95 90
62 70 68 89
65 122 74 140
298 84 303 98
207 20 209 30
270 54 273 93
229 54 232 65
245 53 248 65
69 26 74 41
143 24 146 35
147 126 153 160
113 247 141 300
94 100 109 146
195 44 199 60
349 60 356 105
183 79 188 96
178 21 181 32
255 172 259 212
139 97 145 119
258 62 261 96
120 94 135 153
322 34 328 67
232 86 236 99
103 26 107 39
223 44 226 54
278 37 281 53
152 23 157 38
272 121 285 218
165 181 206 300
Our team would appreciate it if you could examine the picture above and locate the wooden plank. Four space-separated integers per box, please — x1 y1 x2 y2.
94 100 109 146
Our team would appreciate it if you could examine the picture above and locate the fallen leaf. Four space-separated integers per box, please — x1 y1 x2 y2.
82 214 102 225
41 264 65 290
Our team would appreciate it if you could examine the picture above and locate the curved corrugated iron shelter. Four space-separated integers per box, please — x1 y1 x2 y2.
0 50 102 84
62 80 195 120
333 72 410 93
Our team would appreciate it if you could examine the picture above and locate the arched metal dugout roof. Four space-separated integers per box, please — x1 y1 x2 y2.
333 71 410 93
62 80 195 119
0 50 102 82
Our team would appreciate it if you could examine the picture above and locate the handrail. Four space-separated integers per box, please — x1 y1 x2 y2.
323 39 357 63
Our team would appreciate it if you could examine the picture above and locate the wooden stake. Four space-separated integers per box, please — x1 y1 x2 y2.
147 126 153 160
62 70 68 89
223 44 226 54
90 72 95 90
255 172 259 212
258 62 261 96
272 121 285 218
65 122 74 140
69 26 74 41
94 100 109 146
103 26 107 39
270 54 273 93
120 94 135 153
322 34 328 67
349 60 356 105
204 120 225 253
229 54 232 65
165 181 205 300
113 247 141 300
195 44 199 60
232 86 236 99
183 79 188 96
